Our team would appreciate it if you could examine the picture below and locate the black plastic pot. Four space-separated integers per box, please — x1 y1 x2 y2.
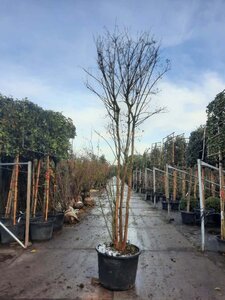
48 212 64 231
216 235 225 252
181 211 196 225
0 221 25 244
30 220 53 241
96 244 141 291
205 213 221 227
145 192 152 201
194 208 215 225
170 201 180 211
162 201 168 210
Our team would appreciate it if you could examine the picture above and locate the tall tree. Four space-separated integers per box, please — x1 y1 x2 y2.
85 28 169 251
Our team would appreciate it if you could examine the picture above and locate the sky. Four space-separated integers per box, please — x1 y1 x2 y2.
0 0 225 162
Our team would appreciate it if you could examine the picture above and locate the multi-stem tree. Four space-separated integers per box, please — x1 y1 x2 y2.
85 29 169 251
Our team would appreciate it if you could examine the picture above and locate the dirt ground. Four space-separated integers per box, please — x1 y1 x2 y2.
0 192 225 300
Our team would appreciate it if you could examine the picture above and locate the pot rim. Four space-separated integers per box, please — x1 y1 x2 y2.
180 210 196 214
96 243 141 259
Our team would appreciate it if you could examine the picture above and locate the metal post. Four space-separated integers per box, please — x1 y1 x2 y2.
153 167 156 207
197 159 205 252
25 161 32 248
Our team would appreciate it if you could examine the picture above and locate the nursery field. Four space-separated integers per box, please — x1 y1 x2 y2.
0 191 224 300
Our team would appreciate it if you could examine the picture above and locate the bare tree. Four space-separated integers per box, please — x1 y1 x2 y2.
85 28 169 251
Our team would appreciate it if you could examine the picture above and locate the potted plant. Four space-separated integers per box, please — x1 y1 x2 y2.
203 196 220 227
85 28 169 290
30 156 54 241
180 197 199 225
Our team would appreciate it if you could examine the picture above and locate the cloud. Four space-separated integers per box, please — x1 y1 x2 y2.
136 71 225 154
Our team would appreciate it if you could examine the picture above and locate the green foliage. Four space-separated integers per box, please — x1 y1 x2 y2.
205 196 220 213
180 197 199 211
0 94 76 160
163 135 186 167
206 90 225 162
186 126 205 167
148 147 162 168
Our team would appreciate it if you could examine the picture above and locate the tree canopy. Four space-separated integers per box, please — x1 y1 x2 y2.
206 90 225 162
0 94 76 161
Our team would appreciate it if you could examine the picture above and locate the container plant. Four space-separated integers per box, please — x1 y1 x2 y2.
0 155 26 244
85 28 169 290
204 196 220 228
180 197 199 225
179 169 198 225
30 156 54 241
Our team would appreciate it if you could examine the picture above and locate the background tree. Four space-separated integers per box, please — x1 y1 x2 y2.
85 28 169 251
206 90 225 164
186 126 206 167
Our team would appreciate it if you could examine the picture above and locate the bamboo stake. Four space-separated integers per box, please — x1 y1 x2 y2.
182 172 186 199
211 171 215 197
219 150 225 240
5 164 16 217
197 159 205 251
165 164 170 217
173 170 177 201
25 161 32 248
193 168 198 199
44 156 50 221
31 160 35 209
33 159 41 217
187 168 192 212
202 167 205 207
13 155 19 225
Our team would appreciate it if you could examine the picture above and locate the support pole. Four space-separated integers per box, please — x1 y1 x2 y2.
197 159 205 252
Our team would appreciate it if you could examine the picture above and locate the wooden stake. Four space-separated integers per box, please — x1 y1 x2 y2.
202 167 205 207
33 159 41 217
193 168 198 199
13 155 19 225
182 172 186 199
187 168 192 212
25 161 32 248
44 156 50 221
5 164 16 217
31 160 35 209
173 170 177 201
210 171 215 197
219 151 225 240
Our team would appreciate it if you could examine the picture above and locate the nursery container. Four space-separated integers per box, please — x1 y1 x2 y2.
181 211 196 225
0 221 25 244
96 244 141 291
30 219 54 241
48 212 64 231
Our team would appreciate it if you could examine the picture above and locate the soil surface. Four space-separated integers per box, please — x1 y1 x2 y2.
0 192 225 299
